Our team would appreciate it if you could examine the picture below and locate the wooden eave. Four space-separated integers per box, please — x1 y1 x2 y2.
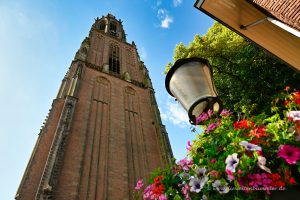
194 0 300 72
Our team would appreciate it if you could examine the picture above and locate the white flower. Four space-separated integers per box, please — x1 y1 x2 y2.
212 180 230 194
239 141 262 151
225 153 239 172
195 166 207 178
201 194 208 200
287 111 300 121
189 176 208 193
257 156 272 173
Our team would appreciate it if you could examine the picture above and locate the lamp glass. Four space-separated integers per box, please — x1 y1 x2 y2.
165 57 222 124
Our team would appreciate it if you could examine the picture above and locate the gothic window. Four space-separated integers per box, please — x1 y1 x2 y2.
98 22 106 31
109 44 120 74
109 22 117 36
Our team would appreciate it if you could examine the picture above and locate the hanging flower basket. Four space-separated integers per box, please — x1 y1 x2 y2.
134 87 300 200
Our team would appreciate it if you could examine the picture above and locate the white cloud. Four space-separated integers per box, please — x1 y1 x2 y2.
157 8 165 18
173 0 183 7
161 15 173 28
160 97 190 128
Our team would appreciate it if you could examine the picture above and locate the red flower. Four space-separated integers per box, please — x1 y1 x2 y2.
152 176 165 198
233 120 255 130
277 181 286 187
249 126 268 138
289 177 297 185
284 101 290 105
152 175 166 198
268 173 285 187
293 91 300 105
269 173 280 181
250 138 266 145
295 97 300 105
285 86 290 91
154 175 163 184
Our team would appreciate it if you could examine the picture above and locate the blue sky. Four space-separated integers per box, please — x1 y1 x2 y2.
0 0 213 199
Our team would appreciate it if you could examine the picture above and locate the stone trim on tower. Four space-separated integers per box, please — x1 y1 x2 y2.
35 96 77 199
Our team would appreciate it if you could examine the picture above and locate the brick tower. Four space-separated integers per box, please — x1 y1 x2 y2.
15 14 173 200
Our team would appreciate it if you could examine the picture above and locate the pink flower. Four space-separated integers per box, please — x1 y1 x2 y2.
278 144 300 164
220 109 233 117
186 141 192 151
143 184 155 199
207 109 214 117
158 194 167 200
248 173 262 188
260 173 272 194
196 112 208 124
135 179 144 190
177 158 193 171
211 158 216 164
260 173 272 187
210 170 219 177
182 185 191 200
205 122 220 133
226 169 234 181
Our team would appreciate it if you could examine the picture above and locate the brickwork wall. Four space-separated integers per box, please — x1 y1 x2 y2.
16 15 171 200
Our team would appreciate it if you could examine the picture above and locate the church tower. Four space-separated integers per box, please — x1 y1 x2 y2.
16 14 173 200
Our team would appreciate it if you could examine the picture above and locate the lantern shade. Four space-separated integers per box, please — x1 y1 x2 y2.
165 57 222 124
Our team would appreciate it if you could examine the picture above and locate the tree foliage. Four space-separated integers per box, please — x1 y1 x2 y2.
165 22 300 115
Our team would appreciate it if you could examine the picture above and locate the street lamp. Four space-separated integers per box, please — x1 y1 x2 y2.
165 57 222 124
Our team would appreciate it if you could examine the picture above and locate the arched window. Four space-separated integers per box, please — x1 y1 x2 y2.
109 22 117 36
98 22 106 31
109 44 120 74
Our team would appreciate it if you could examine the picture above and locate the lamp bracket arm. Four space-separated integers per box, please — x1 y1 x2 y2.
240 17 268 30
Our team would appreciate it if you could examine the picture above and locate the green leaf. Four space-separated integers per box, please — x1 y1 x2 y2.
174 194 183 200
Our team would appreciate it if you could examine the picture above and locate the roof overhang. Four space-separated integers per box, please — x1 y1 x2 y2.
194 0 300 72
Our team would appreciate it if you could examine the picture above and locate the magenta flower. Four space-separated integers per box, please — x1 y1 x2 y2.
261 174 272 195
143 184 155 199
278 144 300 164
177 158 193 171
196 112 208 124
220 109 233 117
248 173 262 188
205 122 220 133
226 169 234 181
135 179 144 190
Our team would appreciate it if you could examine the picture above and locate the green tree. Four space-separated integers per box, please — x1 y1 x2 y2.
165 22 300 115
